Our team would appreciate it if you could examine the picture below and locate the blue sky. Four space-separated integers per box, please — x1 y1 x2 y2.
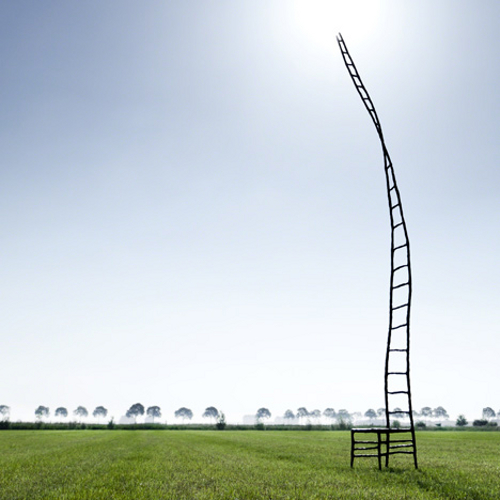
1 0 499 423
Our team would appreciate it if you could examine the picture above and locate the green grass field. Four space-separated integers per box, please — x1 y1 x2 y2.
0 430 498 499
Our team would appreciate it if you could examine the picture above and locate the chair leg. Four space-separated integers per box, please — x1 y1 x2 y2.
385 431 389 468
350 431 355 468
377 432 382 470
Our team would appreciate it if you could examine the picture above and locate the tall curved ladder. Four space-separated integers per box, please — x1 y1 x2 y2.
337 33 418 469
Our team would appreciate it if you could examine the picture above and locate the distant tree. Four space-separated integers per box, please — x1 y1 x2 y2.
174 407 193 422
323 408 336 422
202 407 219 422
310 409 321 422
296 407 309 423
73 406 89 421
456 415 468 427
377 408 385 417
420 407 433 418
93 406 108 422
433 406 449 419
364 409 377 420
482 407 496 420
55 407 68 419
0 405 10 420
336 409 352 429
126 403 145 423
216 412 227 430
284 410 295 421
393 408 406 418
337 409 351 422
473 419 488 427
35 406 49 420
256 408 271 422
146 406 162 422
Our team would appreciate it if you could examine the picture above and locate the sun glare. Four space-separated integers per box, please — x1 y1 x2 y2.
293 0 380 49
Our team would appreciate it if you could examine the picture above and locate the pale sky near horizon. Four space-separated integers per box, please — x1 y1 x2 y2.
1 0 499 423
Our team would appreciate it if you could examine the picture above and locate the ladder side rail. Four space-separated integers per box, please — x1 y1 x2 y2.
384 153 396 430
387 157 416 449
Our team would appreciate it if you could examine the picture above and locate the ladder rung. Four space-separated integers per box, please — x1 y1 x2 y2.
392 303 408 310
392 283 409 290
391 203 400 210
393 264 408 272
389 349 407 352
391 323 407 329
388 411 410 415
393 244 408 251
387 391 408 395
393 222 403 229
388 372 407 375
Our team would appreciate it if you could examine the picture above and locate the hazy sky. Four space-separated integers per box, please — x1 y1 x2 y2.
1 0 499 423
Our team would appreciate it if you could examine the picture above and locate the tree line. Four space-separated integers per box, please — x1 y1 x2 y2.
0 404 498 425
280 407 452 422
0 404 223 424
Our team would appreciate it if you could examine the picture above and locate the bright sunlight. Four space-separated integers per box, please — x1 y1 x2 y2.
293 0 380 49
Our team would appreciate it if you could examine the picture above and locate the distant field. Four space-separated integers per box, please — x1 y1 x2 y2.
0 430 499 499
